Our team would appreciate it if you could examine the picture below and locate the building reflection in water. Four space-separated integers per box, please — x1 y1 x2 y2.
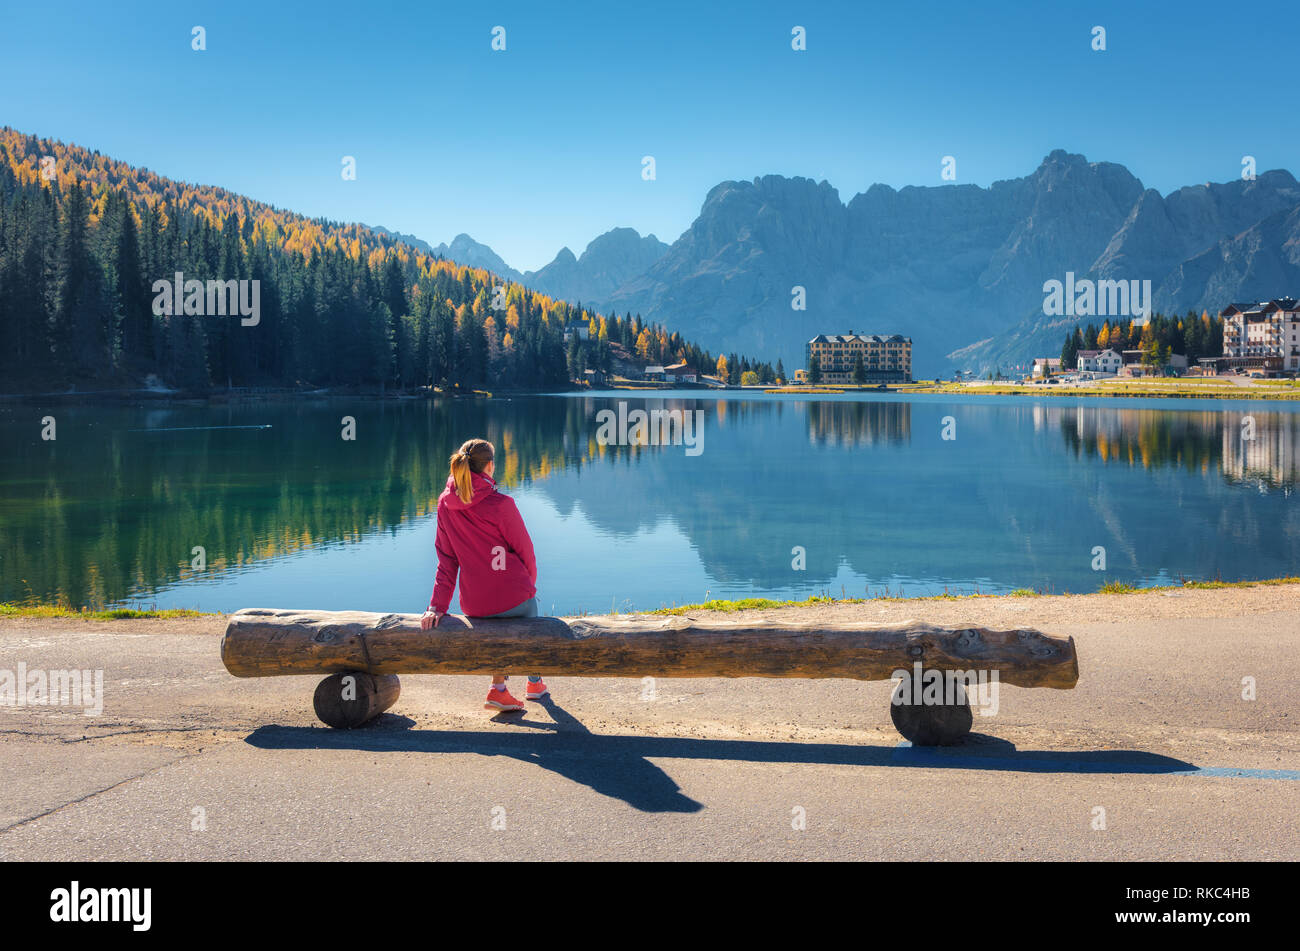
1220 411 1300 490
1055 405 1298 491
806 400 911 447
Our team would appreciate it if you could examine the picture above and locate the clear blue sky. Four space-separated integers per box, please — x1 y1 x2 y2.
4 0 1296 271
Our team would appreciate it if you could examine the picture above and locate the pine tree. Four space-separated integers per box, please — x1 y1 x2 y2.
116 201 151 363
432 297 456 387
1060 332 1078 369
52 183 109 376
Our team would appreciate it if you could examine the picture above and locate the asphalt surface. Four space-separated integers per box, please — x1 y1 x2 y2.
1 588 1297 860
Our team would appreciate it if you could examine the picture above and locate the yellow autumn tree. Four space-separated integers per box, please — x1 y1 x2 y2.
716 354 729 379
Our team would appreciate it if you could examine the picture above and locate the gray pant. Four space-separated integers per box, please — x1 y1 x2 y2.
480 598 541 681
482 597 538 619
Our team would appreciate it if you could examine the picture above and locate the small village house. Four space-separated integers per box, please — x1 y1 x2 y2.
662 362 696 383
1118 350 1188 377
1076 349 1123 375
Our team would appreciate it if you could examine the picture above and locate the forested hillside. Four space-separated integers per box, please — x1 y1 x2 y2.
0 128 773 392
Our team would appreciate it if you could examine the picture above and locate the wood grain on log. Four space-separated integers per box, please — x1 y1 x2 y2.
890 677 974 745
220 609 1079 689
312 672 400 728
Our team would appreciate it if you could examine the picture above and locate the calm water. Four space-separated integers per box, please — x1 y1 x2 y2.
1 392 1297 614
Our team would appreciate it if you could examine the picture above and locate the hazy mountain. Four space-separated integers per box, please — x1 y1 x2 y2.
599 152 1300 376
389 153 1300 376
430 233 522 282
524 228 668 305
964 167 1300 372
365 224 435 256
424 227 668 311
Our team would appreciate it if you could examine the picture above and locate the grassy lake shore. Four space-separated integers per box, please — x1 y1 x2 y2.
5 576 1297 623
765 377 1300 400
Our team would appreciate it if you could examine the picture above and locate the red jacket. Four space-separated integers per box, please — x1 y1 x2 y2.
428 471 537 617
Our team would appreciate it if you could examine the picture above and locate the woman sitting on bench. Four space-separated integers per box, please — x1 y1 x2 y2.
421 438 546 712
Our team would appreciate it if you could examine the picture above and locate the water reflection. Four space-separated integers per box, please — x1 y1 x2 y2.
807 400 911 447
1055 405 1299 491
1 395 1297 610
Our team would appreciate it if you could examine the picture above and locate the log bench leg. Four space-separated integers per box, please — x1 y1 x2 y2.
889 674 973 746
313 672 401 728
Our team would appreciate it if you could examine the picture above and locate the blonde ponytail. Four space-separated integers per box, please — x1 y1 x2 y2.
449 438 494 503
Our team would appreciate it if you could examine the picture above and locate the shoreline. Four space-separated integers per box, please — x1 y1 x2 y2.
6 575 1298 623
6 378 1300 404
764 381 1300 401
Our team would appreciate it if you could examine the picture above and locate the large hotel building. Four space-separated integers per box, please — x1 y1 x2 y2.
804 333 912 383
1219 298 1300 374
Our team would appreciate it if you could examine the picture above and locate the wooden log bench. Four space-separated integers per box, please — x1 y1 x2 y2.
220 608 1079 744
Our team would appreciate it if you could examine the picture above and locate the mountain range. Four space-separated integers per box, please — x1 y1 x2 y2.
415 151 1300 377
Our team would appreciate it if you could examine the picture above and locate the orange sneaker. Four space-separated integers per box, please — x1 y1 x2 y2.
525 678 549 701
485 685 524 712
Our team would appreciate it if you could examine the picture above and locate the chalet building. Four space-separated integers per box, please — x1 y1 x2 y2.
1220 298 1300 374
806 332 912 383
1076 349 1122 374
1032 357 1062 377
662 362 697 383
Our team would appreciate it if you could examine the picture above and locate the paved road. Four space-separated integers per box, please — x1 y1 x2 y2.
1 587 1297 860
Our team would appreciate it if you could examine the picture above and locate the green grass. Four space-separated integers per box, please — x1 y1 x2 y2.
0 602 215 620
647 576 1300 615
650 595 840 615
1098 580 1139 594
1176 576 1300 590
758 377 1300 400
899 378 1300 400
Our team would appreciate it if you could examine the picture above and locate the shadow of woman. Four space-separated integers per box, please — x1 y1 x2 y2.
499 695 702 812
370 697 703 814
249 710 1224 813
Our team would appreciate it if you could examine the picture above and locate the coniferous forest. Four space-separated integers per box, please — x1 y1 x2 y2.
0 128 775 393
